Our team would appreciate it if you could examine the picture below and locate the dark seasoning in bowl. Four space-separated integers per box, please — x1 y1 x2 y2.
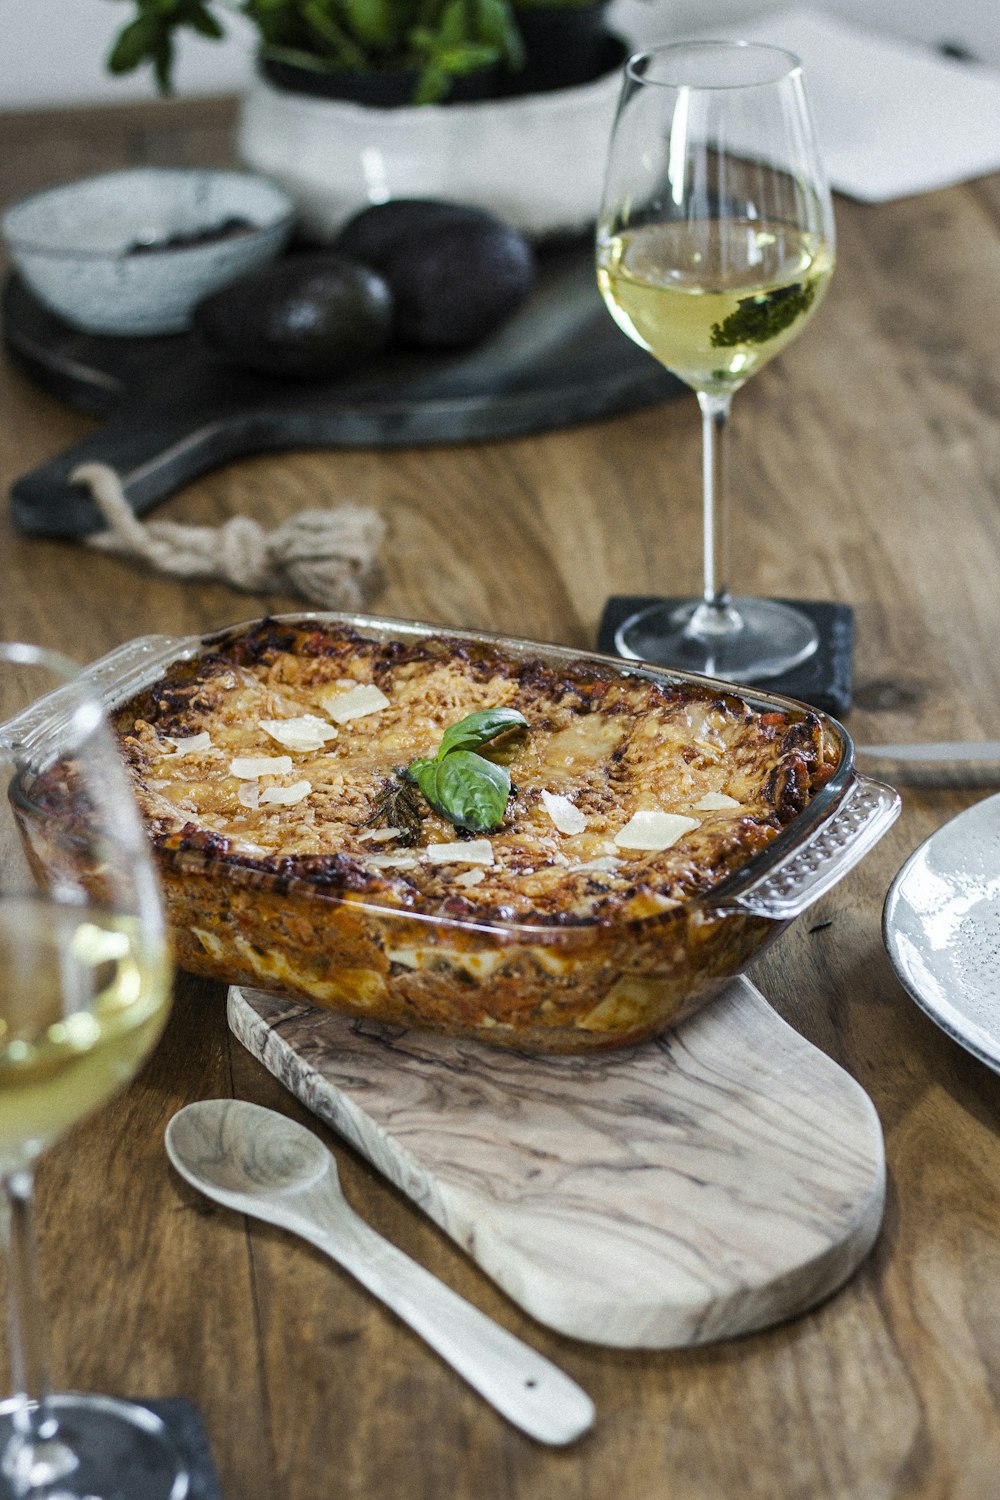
17 615 871 1052
126 216 256 254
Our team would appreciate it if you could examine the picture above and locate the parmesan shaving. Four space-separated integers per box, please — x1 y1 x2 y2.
237 782 261 809
571 856 621 874
259 780 312 806
362 853 420 870
318 683 390 723
693 792 741 810
259 716 338 751
425 839 494 867
452 868 487 888
356 827 403 843
230 755 294 779
614 810 700 851
540 789 587 835
163 732 212 757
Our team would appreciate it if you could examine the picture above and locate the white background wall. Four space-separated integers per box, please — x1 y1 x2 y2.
1 0 997 110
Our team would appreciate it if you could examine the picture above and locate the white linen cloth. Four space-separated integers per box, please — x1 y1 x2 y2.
712 7 1000 202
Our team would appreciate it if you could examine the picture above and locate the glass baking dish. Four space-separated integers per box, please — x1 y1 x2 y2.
2 613 899 1052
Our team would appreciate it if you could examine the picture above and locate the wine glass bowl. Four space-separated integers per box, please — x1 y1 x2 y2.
0 643 185 1499
596 41 835 682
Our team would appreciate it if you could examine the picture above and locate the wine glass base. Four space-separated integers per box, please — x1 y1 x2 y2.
614 597 819 684
0 1393 189 1499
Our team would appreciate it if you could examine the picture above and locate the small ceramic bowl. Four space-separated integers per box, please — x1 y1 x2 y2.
1 168 296 336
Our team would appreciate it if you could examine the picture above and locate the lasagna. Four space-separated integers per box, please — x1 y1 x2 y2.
103 617 841 1050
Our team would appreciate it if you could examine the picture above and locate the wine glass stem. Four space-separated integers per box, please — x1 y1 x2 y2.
1 1168 73 1493
688 391 742 641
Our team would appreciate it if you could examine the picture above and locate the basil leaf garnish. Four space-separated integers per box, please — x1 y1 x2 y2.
414 750 511 834
436 707 527 759
404 705 525 833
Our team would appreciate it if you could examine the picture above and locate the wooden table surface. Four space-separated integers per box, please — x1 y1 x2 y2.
2 97 1000 1500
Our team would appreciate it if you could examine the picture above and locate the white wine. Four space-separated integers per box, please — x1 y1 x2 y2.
0 899 172 1170
597 219 834 395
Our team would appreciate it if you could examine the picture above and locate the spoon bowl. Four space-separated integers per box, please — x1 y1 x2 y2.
167 1097 331 1200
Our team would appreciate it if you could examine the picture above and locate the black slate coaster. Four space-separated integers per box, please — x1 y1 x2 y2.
597 597 854 717
145 1399 223 1500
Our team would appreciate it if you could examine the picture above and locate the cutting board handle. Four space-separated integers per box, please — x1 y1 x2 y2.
9 405 253 539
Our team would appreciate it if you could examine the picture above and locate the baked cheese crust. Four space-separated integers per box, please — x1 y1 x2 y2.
114 618 838 929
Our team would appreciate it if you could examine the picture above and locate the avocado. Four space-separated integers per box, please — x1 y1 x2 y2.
193 252 394 380
336 199 493 267
335 199 536 350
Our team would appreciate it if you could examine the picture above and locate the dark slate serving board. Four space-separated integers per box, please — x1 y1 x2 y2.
2 237 682 539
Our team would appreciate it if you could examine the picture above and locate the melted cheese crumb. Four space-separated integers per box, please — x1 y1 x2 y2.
693 792 741 811
163 732 212 757
259 780 312 806
318 684 390 723
540 790 587 835
259 716 338 752
230 755 294 779
614 810 700 851
571 856 621 874
425 839 494 867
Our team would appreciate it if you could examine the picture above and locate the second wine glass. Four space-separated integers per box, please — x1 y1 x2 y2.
0 644 185 1500
596 40 835 682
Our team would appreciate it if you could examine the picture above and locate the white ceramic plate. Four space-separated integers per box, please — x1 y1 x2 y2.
884 793 1000 1072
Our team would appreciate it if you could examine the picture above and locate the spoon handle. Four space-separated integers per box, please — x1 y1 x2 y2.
293 1207 595 1445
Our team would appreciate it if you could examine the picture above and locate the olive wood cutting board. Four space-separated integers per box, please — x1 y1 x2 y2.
228 976 885 1349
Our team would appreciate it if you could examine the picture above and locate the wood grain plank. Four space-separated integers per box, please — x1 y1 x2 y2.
3 94 1000 1499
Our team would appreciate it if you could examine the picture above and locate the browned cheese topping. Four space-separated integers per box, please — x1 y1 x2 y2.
112 620 839 928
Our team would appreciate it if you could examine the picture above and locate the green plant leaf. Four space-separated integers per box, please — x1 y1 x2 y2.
107 15 163 73
436 707 527 759
412 58 448 100
302 0 368 64
343 0 398 47
437 0 467 46
186 4 225 39
152 32 176 91
430 41 499 70
415 750 511 832
474 0 523 65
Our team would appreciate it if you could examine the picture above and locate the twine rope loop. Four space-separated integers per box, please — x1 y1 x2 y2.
70 462 384 610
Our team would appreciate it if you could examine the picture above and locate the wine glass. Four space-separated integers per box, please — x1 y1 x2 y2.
596 40 835 681
0 644 186 1499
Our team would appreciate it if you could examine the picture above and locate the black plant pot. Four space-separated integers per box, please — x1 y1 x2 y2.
261 55 501 107
510 0 616 94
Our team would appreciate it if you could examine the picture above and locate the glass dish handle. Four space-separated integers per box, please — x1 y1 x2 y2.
724 776 900 921
0 633 201 754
